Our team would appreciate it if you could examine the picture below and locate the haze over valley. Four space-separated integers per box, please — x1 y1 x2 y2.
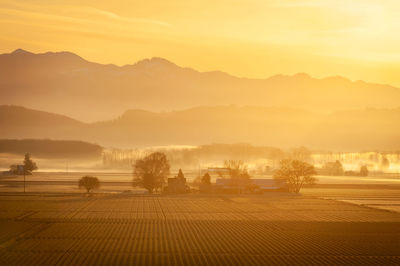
1 49 399 151
1 104 399 151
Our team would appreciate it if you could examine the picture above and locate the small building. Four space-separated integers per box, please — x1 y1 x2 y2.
200 168 231 178
9 165 30 175
165 175 189 194
1 170 12 176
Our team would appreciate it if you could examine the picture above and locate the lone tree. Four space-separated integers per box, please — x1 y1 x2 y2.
79 176 100 194
23 153 38 174
224 160 251 187
274 159 317 193
133 152 170 193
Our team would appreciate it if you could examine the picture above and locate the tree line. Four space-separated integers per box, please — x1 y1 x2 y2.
0 139 102 158
319 160 370 177
129 152 316 194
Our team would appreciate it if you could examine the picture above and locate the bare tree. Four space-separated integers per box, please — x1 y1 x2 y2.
274 159 317 193
133 152 170 193
224 160 251 187
79 176 100 194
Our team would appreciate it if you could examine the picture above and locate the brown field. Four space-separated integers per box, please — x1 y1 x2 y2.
0 192 399 265
303 188 400 213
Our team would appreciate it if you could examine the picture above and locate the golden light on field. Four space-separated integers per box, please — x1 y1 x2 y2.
0 0 400 85
2 1 400 264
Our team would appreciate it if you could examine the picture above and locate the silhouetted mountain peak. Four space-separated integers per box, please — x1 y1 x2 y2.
8 49 87 64
133 57 179 70
1 49 400 122
39 51 87 62
10 48 33 55
293 72 311 79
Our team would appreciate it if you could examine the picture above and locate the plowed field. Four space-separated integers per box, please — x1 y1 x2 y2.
0 193 399 265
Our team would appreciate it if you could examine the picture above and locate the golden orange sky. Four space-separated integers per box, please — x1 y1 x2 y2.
1 0 400 86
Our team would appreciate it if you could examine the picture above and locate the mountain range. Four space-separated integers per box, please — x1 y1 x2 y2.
1 105 399 151
1 49 400 122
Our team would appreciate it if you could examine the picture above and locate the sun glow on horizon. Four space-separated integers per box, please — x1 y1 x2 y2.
0 0 400 86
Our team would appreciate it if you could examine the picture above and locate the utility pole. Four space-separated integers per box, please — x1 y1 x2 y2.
23 166 26 193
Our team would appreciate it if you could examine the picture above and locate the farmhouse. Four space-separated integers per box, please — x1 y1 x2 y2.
165 175 190 194
9 165 28 175
201 167 230 178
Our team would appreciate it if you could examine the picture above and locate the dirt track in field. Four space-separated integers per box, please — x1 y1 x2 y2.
0 193 399 265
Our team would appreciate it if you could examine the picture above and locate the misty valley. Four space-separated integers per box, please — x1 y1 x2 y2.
1 43 400 265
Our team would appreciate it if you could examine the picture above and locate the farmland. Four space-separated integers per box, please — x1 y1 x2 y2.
303 187 400 213
0 192 399 265
1 171 399 193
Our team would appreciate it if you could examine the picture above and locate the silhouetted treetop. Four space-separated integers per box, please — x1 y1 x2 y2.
274 159 317 193
79 176 100 193
133 152 170 193
23 153 38 173
0 139 102 159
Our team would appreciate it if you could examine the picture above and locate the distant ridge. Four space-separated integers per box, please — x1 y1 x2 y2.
0 105 399 151
0 49 399 122
0 105 83 127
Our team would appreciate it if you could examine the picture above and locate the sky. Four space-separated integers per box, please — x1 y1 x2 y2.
0 0 400 86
